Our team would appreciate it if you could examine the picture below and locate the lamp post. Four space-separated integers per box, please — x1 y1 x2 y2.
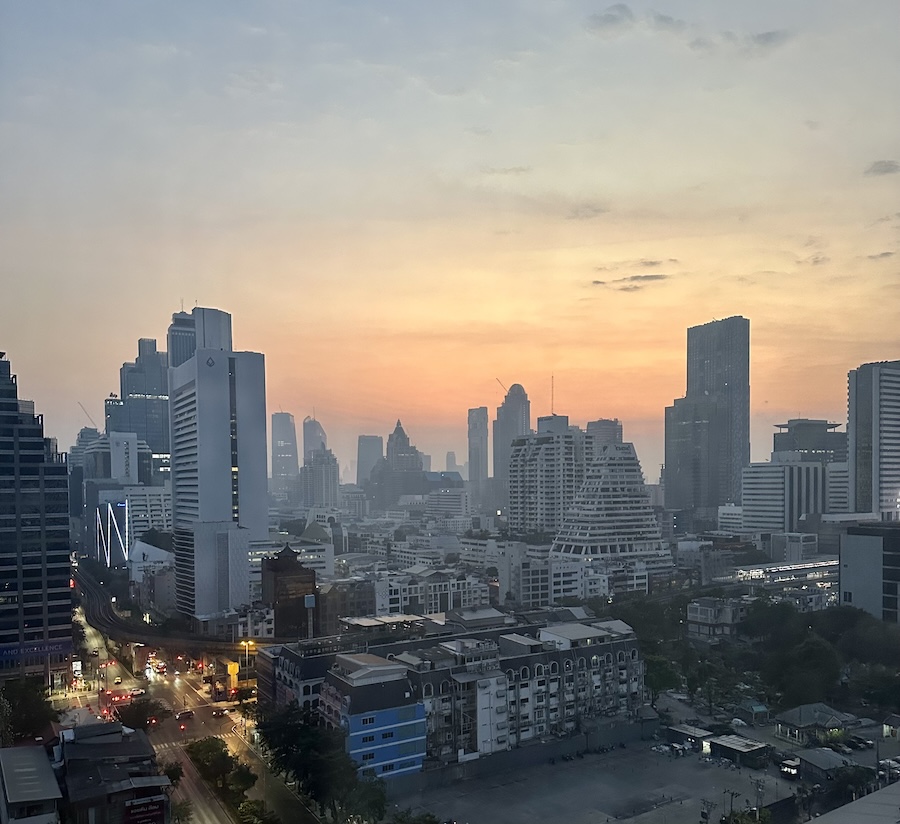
241 640 254 676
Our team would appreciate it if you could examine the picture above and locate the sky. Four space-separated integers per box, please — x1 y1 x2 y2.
2 1 899 481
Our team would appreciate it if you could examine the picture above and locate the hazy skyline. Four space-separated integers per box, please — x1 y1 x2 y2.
2 1 898 477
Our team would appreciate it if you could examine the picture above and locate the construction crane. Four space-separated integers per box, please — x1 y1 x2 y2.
78 402 99 429
495 378 508 394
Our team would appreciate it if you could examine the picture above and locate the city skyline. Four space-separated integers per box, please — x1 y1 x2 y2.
2 2 899 475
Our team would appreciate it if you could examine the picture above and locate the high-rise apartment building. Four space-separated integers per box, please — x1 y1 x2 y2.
492 384 531 513
271 412 300 491
299 447 341 508
303 416 327 463
168 310 268 622
665 316 750 521
773 419 847 464
467 406 489 503
356 435 383 486
0 354 71 685
848 360 900 520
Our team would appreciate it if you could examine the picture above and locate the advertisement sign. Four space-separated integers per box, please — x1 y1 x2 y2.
124 795 166 824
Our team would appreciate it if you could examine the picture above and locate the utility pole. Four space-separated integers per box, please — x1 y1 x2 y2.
723 788 740 819
750 777 766 821
700 798 717 823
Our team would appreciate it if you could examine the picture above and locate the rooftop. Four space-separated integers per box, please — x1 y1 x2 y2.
0 746 62 804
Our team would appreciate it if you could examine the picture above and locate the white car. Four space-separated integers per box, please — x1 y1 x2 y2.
130 688 146 697
731 718 748 727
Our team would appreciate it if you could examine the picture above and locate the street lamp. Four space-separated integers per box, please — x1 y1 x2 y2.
240 639 255 684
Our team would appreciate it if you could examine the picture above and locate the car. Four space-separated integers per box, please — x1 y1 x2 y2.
113 676 122 685
130 687 145 697
174 709 194 721
212 708 229 717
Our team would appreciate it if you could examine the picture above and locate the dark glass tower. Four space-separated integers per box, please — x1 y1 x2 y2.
492 384 531 513
665 316 750 520
0 353 72 686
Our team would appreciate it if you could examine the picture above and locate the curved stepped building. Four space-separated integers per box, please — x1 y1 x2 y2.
551 442 672 572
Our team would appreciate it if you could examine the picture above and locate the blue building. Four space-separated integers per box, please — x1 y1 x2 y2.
319 653 426 778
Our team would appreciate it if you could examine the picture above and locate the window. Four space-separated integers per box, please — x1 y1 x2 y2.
362 735 375 744
362 753 375 762
362 716 375 726
382 763 394 772
382 731 394 740
843 591 853 603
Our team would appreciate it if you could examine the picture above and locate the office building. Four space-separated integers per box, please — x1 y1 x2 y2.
467 406 489 502
356 435 383 486
550 442 672 573
298 447 341 509
261 548 318 638
166 307 233 368
271 412 300 486
169 312 268 622
493 384 531 512
0 354 72 686
665 316 750 521
773 419 847 464
386 420 421 471
303 416 327 463
839 524 900 623
848 360 900 520
741 461 826 533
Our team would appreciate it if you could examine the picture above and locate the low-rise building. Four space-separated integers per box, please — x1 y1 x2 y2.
0 747 61 824
686 597 753 642
774 703 856 746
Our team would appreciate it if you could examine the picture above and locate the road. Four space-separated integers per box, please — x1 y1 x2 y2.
73 603 319 824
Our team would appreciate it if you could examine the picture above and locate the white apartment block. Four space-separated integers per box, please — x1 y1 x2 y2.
374 570 490 615
425 488 470 519
740 461 825 532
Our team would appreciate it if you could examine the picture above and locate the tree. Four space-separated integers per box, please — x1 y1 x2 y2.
0 678 59 740
185 737 236 788
172 800 193 824
160 760 183 788
644 655 681 702
0 692 12 747
116 699 169 730
226 762 258 799
388 809 440 824
238 800 281 824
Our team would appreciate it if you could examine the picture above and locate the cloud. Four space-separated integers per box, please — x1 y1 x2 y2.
482 166 532 176
865 160 900 176
868 251 895 260
466 126 492 137
798 254 830 266
566 203 608 220
586 4 635 35
586 6 792 57
590 273 672 291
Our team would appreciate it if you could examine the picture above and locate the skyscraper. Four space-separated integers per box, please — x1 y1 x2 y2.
492 384 531 513
271 412 300 483
848 360 900 519
0 353 72 685
168 310 268 621
467 406 489 502
386 420 422 471
356 435 383 486
303 416 327 462
166 307 233 368
665 316 750 522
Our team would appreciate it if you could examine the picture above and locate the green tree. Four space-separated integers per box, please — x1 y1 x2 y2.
1 678 59 740
185 737 236 788
172 800 193 824
238 800 281 824
644 655 681 702
226 762 258 800
0 692 13 746
116 698 170 730
160 760 184 788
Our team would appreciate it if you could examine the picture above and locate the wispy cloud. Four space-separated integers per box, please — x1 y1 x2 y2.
567 203 608 220
482 166 532 176
586 5 793 56
867 251 895 260
798 254 830 266
591 273 672 292
865 160 900 176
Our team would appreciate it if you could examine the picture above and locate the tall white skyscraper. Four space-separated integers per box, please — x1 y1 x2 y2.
169 312 267 621
848 360 900 520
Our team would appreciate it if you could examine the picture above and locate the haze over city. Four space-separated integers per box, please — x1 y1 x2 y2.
2 1 899 474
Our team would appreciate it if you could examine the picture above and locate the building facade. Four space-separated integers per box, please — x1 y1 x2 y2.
740 461 826 533
467 406 489 504
492 384 531 513
271 412 300 493
848 360 900 520
356 435 383 486
0 355 72 686
839 524 900 623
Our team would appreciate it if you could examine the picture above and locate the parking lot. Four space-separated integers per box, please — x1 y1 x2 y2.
401 740 800 824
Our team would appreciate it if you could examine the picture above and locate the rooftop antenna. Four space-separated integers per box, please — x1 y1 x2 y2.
495 378 508 394
551 374 555 415
77 402 99 429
